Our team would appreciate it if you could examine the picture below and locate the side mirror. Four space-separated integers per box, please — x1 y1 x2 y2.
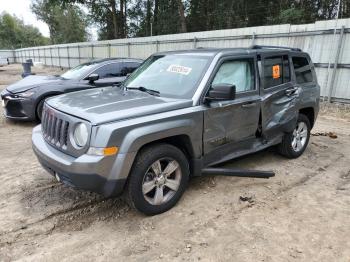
86 73 99 83
207 83 236 101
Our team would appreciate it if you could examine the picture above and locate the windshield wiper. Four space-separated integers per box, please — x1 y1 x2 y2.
127 86 160 96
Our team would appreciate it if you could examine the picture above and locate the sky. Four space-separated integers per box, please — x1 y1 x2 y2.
0 0 50 37
0 0 98 40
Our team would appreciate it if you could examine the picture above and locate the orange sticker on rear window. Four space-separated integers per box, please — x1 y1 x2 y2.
272 65 280 79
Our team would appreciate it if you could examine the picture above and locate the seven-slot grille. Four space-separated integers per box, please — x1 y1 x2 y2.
41 107 70 149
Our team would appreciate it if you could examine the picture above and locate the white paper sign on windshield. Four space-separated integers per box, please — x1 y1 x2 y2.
167 64 192 75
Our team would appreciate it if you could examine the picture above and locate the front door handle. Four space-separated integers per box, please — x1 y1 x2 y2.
241 102 257 108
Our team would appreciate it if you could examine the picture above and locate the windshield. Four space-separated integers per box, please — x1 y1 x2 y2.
124 54 211 99
61 63 96 80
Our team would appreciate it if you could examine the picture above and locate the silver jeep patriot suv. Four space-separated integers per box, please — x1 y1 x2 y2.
32 46 320 215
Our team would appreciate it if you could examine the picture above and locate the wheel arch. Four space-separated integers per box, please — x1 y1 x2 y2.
35 92 63 119
299 107 315 128
138 134 195 160
134 134 200 177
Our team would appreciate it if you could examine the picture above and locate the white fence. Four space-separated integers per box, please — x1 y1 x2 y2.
0 50 16 63
3 19 350 102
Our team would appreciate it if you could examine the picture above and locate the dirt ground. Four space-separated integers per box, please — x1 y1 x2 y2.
0 64 350 262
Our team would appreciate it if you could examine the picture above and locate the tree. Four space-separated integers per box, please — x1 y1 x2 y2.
31 0 350 42
155 0 186 35
0 12 49 49
276 8 306 24
153 0 159 35
127 0 150 37
126 0 189 37
177 0 187 33
341 0 350 18
31 0 89 44
56 0 127 39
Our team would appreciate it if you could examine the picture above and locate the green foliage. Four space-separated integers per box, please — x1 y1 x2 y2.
4 0 350 48
54 0 127 40
31 0 89 44
277 8 306 24
42 0 350 41
128 0 186 37
87 0 125 40
0 12 49 49
127 0 350 38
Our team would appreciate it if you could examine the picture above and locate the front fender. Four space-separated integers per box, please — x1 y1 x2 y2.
90 108 204 158
94 109 204 182
119 119 200 154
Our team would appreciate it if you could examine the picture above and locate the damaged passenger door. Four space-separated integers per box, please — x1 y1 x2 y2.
260 54 299 140
203 56 260 165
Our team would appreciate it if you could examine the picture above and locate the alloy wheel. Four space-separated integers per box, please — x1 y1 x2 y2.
292 121 308 152
142 158 182 205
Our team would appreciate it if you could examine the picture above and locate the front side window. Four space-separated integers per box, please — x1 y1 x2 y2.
292 56 313 84
61 63 96 80
124 55 211 99
263 55 290 88
212 59 255 92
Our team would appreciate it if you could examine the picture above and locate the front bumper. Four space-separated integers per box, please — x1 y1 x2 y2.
32 125 131 197
1 89 36 120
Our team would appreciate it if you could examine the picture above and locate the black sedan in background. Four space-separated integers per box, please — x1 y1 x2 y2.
0 58 143 121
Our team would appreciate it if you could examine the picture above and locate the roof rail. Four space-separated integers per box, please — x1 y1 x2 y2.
250 45 302 52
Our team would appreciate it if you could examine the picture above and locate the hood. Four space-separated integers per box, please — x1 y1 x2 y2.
47 87 193 125
6 75 64 93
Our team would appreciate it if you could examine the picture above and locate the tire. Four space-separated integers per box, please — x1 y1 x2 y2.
277 114 311 159
36 99 45 122
126 143 189 215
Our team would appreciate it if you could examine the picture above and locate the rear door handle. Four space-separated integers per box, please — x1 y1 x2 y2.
241 102 257 108
285 87 298 96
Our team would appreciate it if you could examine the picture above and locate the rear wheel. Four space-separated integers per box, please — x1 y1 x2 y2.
277 114 311 158
126 144 189 215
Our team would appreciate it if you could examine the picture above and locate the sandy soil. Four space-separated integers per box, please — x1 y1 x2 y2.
0 64 350 262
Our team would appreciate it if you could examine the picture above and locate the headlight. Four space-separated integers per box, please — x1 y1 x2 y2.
73 123 89 147
18 90 35 98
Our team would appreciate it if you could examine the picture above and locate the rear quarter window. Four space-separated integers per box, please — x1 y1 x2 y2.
292 56 314 84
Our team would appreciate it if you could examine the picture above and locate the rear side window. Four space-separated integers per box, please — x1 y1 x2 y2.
263 55 290 88
292 56 313 84
121 62 141 76
93 63 122 78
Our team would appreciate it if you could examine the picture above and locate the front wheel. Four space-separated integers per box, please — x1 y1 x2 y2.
277 114 311 159
126 144 189 215
36 99 45 122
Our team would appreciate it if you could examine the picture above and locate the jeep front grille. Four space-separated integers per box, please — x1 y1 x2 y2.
41 109 70 149
41 103 91 157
